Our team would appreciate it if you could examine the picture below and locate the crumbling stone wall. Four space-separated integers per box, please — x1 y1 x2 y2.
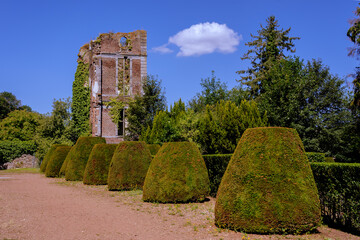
4 154 39 169
78 31 147 144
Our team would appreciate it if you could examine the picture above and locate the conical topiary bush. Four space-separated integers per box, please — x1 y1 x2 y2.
65 137 106 181
215 127 321 234
45 146 72 178
83 144 117 185
40 144 66 172
143 142 210 203
107 141 152 190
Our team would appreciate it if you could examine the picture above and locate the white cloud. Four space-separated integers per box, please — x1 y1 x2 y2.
151 44 173 54
168 22 241 56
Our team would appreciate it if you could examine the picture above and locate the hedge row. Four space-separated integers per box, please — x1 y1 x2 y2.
311 162 360 235
0 140 37 166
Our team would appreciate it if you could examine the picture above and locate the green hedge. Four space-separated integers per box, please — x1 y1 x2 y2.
40 144 66 172
45 146 72 177
306 152 325 162
143 142 210 203
0 140 37 166
65 137 106 181
203 154 232 197
83 144 117 185
108 141 152 190
311 162 360 235
325 157 335 163
215 127 321 234
147 144 161 155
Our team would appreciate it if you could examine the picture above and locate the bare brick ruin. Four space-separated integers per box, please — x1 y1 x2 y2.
79 30 147 143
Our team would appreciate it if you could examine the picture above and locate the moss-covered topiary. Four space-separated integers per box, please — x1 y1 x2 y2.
83 144 117 185
147 144 161 156
40 144 66 173
59 151 70 177
143 142 210 203
65 137 106 181
215 127 321 234
45 146 72 178
107 141 152 190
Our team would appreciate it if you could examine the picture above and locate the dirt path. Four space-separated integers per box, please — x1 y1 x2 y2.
0 172 359 240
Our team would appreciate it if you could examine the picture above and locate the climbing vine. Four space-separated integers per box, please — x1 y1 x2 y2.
71 60 90 138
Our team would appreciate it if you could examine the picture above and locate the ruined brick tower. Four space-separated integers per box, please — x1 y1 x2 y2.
79 30 147 143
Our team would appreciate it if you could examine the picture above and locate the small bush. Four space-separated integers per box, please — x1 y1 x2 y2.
107 141 152 190
215 127 321 234
143 142 210 203
65 137 106 181
203 154 232 197
147 144 161 155
40 144 66 172
83 144 117 185
311 162 360 235
0 140 37 166
306 152 325 162
45 146 72 177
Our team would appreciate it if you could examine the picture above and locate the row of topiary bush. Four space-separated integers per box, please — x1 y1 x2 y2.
39 128 357 235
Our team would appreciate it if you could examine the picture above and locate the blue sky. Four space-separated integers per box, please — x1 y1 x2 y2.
0 0 358 114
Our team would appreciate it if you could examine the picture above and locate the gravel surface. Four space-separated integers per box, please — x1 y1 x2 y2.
0 172 359 240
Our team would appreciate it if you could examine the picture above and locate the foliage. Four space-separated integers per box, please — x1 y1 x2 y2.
0 140 37 166
83 144 117 185
107 141 152 190
65 137 106 181
71 60 91 140
45 146 72 177
306 152 325 163
0 92 22 119
215 127 321 234
203 154 232 197
104 97 126 126
126 75 166 140
40 144 66 172
0 110 43 141
143 142 210 203
197 100 268 154
237 16 299 98
188 71 228 112
259 57 354 162
146 144 161 156
311 162 360 235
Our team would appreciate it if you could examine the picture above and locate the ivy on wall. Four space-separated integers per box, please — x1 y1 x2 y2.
71 60 90 139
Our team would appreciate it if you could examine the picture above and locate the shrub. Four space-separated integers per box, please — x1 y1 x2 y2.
143 142 210 203
146 144 161 155
83 144 117 185
65 137 106 181
215 127 321 234
45 146 72 177
0 140 37 166
311 162 360 235
203 154 232 197
306 152 326 162
107 141 151 190
40 144 66 172
325 157 335 163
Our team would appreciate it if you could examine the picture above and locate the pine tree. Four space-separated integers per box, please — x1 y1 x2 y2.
237 16 299 97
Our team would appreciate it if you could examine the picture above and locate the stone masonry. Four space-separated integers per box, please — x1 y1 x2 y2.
79 30 147 143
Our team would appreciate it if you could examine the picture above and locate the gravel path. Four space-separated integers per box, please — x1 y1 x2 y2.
0 172 359 240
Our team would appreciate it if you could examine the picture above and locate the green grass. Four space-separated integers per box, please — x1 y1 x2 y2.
0 168 40 174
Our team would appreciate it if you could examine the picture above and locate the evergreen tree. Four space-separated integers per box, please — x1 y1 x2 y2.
237 16 299 97
126 75 166 140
